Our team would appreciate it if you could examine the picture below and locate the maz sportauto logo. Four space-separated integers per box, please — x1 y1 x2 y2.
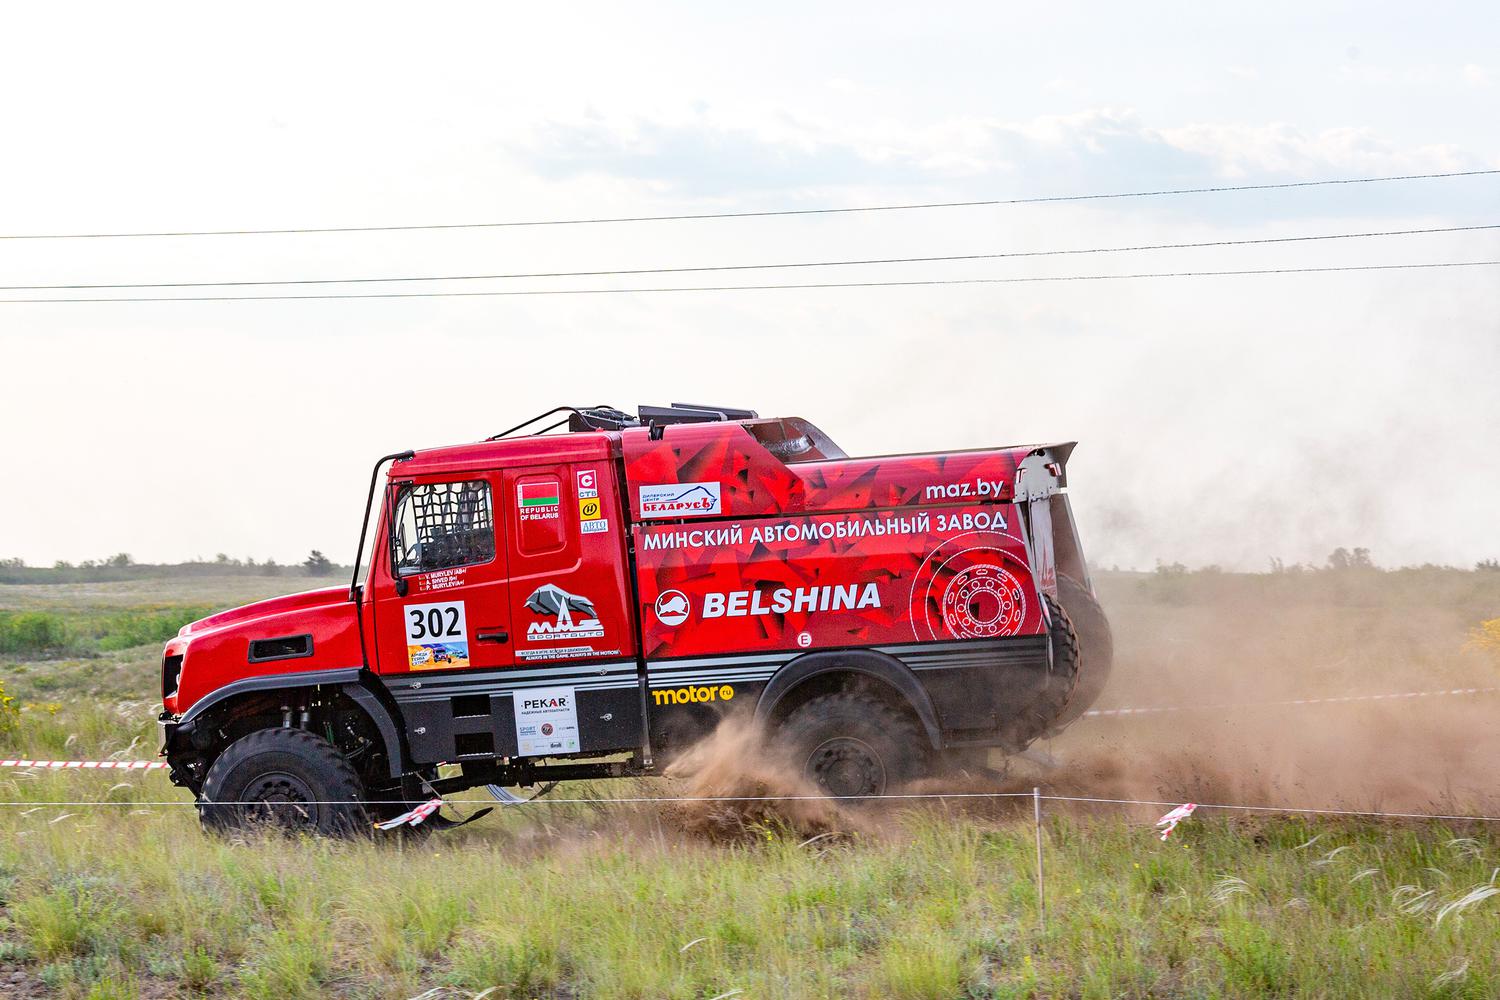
638 481 722 518
524 584 604 641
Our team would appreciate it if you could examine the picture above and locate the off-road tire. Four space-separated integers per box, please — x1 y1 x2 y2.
198 728 368 837
1049 574 1114 728
1009 593 1081 744
780 691 927 799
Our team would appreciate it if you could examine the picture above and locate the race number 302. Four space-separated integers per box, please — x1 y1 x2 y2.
404 601 467 643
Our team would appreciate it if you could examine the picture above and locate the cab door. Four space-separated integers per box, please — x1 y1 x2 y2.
502 461 634 664
372 473 513 674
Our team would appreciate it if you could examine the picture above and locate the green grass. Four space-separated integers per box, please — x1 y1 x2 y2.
0 794 1497 998
0 570 1496 997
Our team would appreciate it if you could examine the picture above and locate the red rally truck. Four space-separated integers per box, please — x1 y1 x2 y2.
159 405 1112 833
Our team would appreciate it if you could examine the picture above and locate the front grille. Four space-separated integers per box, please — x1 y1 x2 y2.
162 654 183 699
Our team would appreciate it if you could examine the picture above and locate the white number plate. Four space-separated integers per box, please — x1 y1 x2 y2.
403 600 470 670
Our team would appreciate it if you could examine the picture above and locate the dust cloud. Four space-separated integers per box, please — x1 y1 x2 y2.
659 716 854 842
654 572 1500 838
1022 571 1500 817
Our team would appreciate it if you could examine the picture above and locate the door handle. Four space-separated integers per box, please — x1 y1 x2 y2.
476 629 509 644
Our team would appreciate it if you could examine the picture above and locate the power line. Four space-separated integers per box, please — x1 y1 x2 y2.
4 223 1495 292
3 169 1497 240
2 259 1495 304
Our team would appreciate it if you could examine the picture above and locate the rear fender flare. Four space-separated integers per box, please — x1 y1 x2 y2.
175 668 406 779
753 649 943 750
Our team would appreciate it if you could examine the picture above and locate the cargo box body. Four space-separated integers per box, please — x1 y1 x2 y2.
621 419 1065 755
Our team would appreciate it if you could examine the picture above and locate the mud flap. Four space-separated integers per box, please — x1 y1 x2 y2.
374 797 494 831
424 806 494 831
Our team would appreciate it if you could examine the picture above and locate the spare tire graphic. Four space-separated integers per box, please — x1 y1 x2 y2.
910 533 1028 640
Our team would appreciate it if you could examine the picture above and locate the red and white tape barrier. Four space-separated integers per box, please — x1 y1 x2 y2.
374 798 442 830
1 759 167 770
1085 686 1500 718
1155 802 1197 840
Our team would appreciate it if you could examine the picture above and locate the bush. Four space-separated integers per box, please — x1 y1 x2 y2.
0 608 210 657
93 609 207 652
0 612 71 655
1468 618 1500 659
0 682 18 739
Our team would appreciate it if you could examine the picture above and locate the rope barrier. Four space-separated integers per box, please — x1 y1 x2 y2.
3 685 1497 822
0 793 1496 824
8 685 1495 774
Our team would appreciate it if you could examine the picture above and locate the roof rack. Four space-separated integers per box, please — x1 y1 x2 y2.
638 402 759 426
488 404 758 440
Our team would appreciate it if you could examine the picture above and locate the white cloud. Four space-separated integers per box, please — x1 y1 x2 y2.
1151 123 1468 177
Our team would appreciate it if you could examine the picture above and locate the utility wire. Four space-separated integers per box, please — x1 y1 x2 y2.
2 259 1496 304
3 169 1497 240
4 223 1495 292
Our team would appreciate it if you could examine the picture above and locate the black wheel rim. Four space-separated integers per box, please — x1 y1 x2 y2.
240 769 318 828
805 737 887 798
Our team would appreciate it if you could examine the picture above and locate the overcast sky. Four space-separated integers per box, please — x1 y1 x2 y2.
3 2 1497 571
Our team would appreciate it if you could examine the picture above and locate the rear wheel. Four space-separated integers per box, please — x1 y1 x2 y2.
1050 574 1113 728
1008 593 1081 744
198 728 368 837
781 691 926 798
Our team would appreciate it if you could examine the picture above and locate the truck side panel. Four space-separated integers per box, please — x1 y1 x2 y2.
635 504 1044 658
635 504 1051 751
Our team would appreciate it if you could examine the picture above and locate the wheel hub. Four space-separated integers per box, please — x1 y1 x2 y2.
806 737 887 798
243 770 317 827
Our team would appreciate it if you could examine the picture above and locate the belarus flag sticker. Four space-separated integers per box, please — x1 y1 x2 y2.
518 481 561 521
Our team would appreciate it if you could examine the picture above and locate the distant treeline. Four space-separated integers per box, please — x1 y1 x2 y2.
0 551 349 585
1102 548 1500 577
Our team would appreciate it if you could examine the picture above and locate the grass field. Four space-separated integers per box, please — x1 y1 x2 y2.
1 570 1498 998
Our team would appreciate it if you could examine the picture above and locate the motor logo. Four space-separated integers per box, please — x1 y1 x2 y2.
652 684 734 705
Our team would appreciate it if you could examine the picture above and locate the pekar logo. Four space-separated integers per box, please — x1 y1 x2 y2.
524 584 604 641
638 481 722 518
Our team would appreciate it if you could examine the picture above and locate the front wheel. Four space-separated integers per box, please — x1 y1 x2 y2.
780 692 927 799
198 728 368 837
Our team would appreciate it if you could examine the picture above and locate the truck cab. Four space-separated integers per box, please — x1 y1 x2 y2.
160 405 1111 835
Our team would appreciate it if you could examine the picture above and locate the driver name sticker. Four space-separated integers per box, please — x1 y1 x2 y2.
514 685 580 756
404 600 470 670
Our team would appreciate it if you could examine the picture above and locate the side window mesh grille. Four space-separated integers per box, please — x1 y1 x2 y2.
394 481 495 575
